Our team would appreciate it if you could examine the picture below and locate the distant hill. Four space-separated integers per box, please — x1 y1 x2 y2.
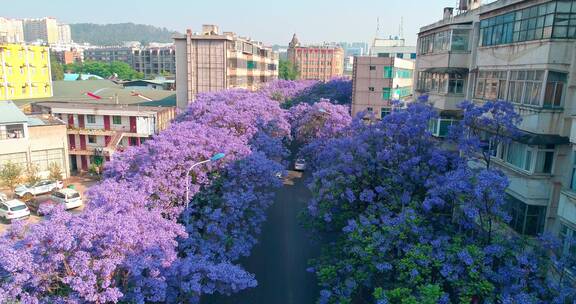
70 23 180 46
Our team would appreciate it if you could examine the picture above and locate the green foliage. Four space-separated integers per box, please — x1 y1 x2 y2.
279 59 298 80
0 162 23 195
64 61 142 80
50 56 64 81
48 162 63 181
25 163 41 185
70 23 179 46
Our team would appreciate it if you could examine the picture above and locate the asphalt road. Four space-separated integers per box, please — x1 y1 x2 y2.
203 171 322 304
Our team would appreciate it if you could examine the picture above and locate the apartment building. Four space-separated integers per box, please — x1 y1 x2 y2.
415 0 576 272
369 37 417 60
174 25 279 110
132 46 176 77
33 102 176 172
57 24 72 45
0 101 69 179
287 34 344 81
0 43 53 100
83 46 137 66
0 18 24 43
351 56 415 118
23 17 59 44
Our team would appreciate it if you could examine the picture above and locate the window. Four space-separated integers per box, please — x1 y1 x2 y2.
570 152 576 191
480 1 576 46
433 30 451 52
396 53 404 59
507 70 545 106
112 116 122 125
395 69 413 79
500 142 554 174
382 88 391 100
247 61 257 69
429 118 457 137
369 87 375 92
366 107 373 112
87 115 96 124
0 124 25 140
383 66 393 78
377 53 390 58
88 135 97 144
559 223 576 273
31 149 63 172
417 72 450 94
476 71 508 100
544 71 566 107
369 65 376 71
410 53 417 59
448 73 465 94
394 86 412 99
381 108 391 117
505 195 546 236
451 29 471 51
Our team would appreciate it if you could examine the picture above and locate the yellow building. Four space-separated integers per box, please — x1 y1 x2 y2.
0 44 52 100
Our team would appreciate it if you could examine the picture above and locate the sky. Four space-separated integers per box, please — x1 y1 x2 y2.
3 0 462 46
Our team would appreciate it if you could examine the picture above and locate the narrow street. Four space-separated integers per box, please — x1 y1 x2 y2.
204 171 321 304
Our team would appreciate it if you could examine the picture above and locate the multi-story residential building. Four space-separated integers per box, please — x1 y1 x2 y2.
33 102 176 172
0 100 69 179
132 46 176 77
57 23 72 45
370 37 417 60
415 0 576 271
23 17 59 44
287 34 344 81
174 25 279 110
52 48 83 65
351 56 415 118
0 44 52 100
83 46 137 66
0 18 24 43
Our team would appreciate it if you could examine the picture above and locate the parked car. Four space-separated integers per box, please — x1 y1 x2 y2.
14 180 64 200
26 199 60 216
50 188 83 210
0 199 30 222
0 193 7 202
294 158 307 171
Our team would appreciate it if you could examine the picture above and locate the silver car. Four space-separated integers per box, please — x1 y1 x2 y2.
294 158 307 171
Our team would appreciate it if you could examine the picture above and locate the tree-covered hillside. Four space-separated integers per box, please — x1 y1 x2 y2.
70 23 179 45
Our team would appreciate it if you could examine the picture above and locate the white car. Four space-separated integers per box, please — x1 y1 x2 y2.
294 158 307 171
15 180 64 199
50 188 83 210
0 199 30 222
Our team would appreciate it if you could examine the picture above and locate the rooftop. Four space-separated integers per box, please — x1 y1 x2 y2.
35 101 174 114
0 100 28 124
13 79 176 107
27 114 66 127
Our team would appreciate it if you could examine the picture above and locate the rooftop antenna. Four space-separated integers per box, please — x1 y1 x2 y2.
399 17 404 39
376 17 381 38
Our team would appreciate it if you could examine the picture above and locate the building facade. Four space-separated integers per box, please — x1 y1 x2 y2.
174 25 279 110
33 102 176 172
287 34 344 81
132 46 176 77
0 44 53 100
351 56 415 118
57 24 72 45
370 37 417 60
83 46 136 66
415 0 576 272
0 18 24 43
23 17 59 44
0 101 69 179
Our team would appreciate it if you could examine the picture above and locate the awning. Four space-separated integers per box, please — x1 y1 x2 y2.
514 129 569 146
424 67 469 75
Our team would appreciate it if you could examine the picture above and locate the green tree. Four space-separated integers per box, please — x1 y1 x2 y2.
50 56 64 81
82 61 113 78
25 163 41 185
48 162 63 181
0 162 23 197
279 59 298 80
109 61 141 80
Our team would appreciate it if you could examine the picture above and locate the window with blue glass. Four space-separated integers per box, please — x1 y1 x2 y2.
410 53 417 59
480 1 576 46
383 66 393 78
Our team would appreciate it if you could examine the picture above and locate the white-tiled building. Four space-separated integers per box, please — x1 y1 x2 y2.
415 0 576 272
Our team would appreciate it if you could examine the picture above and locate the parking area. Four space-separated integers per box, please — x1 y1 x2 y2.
0 175 98 234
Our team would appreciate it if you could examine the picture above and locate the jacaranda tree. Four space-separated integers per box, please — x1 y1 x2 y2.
302 98 576 303
0 80 314 303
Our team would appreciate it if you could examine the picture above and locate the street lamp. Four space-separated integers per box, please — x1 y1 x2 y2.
185 152 225 208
